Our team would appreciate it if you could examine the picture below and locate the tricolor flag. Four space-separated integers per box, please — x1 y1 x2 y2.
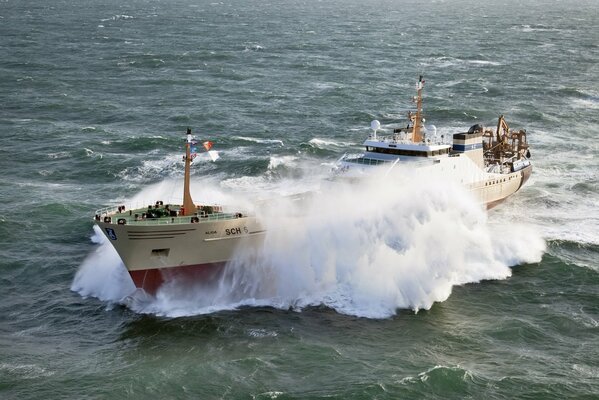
190 145 198 160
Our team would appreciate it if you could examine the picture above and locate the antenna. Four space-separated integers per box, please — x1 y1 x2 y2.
428 124 437 139
411 76 425 143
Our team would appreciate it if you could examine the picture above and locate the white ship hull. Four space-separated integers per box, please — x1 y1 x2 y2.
416 151 532 208
471 165 532 208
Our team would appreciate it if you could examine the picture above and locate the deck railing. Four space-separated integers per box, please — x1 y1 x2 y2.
97 212 243 226
93 199 246 225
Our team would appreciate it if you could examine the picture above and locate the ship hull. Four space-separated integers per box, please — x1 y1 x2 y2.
475 164 533 209
97 216 265 295
128 262 226 295
339 153 532 209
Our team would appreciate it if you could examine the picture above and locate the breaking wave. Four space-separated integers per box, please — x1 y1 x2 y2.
308 138 355 149
267 155 297 170
232 136 284 146
72 170 545 318
71 225 136 303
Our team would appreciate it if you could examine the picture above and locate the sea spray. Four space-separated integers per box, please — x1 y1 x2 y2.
72 171 546 318
71 225 135 302
212 170 546 318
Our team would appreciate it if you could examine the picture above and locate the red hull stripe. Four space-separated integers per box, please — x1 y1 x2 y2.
128 262 226 295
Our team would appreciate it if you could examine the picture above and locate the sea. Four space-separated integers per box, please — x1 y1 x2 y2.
1 0 598 398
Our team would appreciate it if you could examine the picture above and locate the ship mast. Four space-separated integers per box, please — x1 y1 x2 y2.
182 128 195 216
411 75 425 143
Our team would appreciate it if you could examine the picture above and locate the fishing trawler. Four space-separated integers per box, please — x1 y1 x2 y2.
94 129 265 296
335 76 532 208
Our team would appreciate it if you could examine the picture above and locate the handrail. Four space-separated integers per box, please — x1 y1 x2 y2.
92 197 248 228
367 134 449 146
94 198 224 217
97 212 247 226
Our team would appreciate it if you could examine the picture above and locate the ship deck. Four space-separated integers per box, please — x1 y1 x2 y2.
94 202 244 226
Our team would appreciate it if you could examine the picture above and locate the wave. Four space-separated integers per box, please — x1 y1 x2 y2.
47 151 71 160
267 155 297 170
220 173 321 197
232 136 284 146
497 141 599 248
71 225 136 302
117 154 182 182
100 14 134 22
514 24 566 33
572 98 599 110
0 363 55 379
73 170 545 318
419 57 502 69
308 138 355 149
243 44 265 52
556 87 599 109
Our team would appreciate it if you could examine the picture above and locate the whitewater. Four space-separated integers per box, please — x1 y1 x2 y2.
72 168 545 318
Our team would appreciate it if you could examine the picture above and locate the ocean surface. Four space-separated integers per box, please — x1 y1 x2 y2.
1 0 598 398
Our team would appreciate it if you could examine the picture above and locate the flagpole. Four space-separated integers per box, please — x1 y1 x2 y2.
182 128 195 216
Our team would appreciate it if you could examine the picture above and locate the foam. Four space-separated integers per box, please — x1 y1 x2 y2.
495 137 599 246
71 225 135 302
243 44 265 52
308 138 355 148
73 169 546 318
232 136 284 146
0 363 55 379
117 153 180 182
267 155 298 170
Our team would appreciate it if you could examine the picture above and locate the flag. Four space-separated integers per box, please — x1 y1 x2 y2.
187 140 218 163
207 150 220 162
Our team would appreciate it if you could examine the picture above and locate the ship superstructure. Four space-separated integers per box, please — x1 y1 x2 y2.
336 77 532 208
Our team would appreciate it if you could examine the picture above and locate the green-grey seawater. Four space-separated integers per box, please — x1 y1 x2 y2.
1 0 598 398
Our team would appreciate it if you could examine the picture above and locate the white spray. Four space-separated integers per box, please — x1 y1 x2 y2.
72 169 545 318
71 225 136 303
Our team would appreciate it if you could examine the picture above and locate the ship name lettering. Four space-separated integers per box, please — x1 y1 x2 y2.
205 230 217 235
226 227 242 236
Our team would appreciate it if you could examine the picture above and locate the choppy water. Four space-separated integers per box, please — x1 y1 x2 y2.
1 0 598 398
